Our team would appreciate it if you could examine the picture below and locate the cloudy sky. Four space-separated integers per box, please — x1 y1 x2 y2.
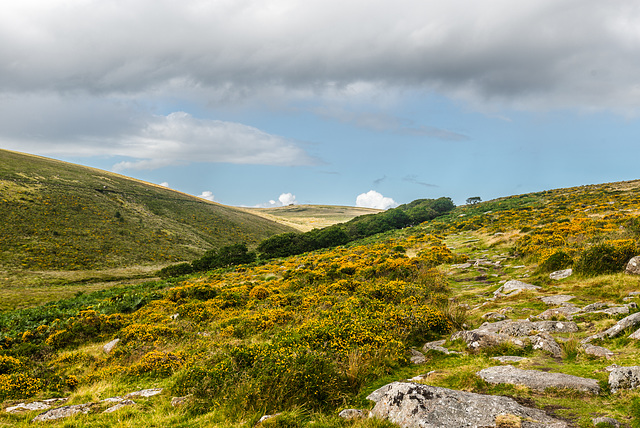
2 0 640 209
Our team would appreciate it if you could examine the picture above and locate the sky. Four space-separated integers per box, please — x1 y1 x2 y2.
2 1 640 209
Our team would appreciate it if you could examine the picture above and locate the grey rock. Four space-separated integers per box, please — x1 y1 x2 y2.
422 340 457 355
103 399 135 414
629 327 640 340
451 263 473 269
537 304 580 320
582 344 614 359
258 413 282 424
491 356 526 363
609 366 640 393
530 332 563 358
592 416 621 427
540 295 575 305
482 312 507 321
125 388 163 398
32 403 94 422
6 398 68 413
451 329 520 350
337 409 366 420
626 256 640 275
584 312 640 343
477 365 600 394
410 349 426 364
581 302 609 313
368 381 569 428
531 320 579 334
602 306 630 316
103 338 120 354
494 280 541 297
408 371 435 382
549 269 573 280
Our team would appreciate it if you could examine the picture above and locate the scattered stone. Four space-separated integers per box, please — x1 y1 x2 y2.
171 396 189 406
337 409 366 420
625 256 640 275
609 366 640 393
605 364 621 372
258 413 282 424
540 295 575 305
409 349 426 364
103 399 135 414
103 338 120 354
602 306 630 316
530 332 563 358
407 371 435 382
367 381 568 428
583 312 640 343
477 365 600 394
451 262 473 269
549 269 573 280
629 328 640 340
492 356 526 363
536 304 580 320
125 388 163 398
482 312 507 321
170 313 179 320
32 403 94 422
101 396 125 403
581 302 609 313
592 416 621 427
422 340 458 355
494 280 541 298
582 344 614 359
6 398 68 414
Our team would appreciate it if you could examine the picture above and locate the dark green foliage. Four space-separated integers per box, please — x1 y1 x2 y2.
538 250 573 273
258 197 455 259
160 243 256 278
632 396 640 428
575 242 637 276
158 262 194 279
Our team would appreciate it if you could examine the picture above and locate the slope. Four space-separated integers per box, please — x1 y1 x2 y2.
0 149 295 272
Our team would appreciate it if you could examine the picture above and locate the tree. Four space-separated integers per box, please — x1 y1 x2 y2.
466 196 482 205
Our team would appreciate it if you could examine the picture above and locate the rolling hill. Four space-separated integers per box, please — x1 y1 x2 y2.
3 173 640 426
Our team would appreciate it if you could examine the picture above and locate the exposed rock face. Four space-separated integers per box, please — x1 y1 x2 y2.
6 398 67 414
492 356 526 363
609 366 640 393
536 304 580 320
367 381 569 428
477 365 600 394
549 269 573 280
422 340 458 355
626 256 640 275
494 280 541 298
32 404 94 422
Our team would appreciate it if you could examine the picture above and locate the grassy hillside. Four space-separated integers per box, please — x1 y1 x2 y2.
0 149 295 309
242 205 382 232
0 149 294 272
2 179 640 426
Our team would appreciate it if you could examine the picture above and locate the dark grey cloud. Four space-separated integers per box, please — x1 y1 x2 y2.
1 1 640 111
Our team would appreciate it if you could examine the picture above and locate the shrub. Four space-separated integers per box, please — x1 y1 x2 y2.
158 262 193 279
129 350 184 376
0 373 42 400
0 355 22 374
575 240 637 276
538 250 573 273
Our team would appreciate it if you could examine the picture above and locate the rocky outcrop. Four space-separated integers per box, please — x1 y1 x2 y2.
592 416 621 427
477 365 600 394
582 344 614 359
337 409 366 420
608 366 640 393
529 332 563 358
583 312 640 343
5 398 67 414
367 381 569 427
494 280 541 298
549 269 573 280
103 338 120 354
32 404 94 422
540 295 575 305
410 349 426 364
625 256 640 275
103 399 135 414
422 340 458 355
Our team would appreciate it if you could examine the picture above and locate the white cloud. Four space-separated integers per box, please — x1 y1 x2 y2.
356 190 398 210
278 193 297 206
197 191 215 201
159 182 169 187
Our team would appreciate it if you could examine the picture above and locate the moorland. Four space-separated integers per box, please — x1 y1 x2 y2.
1 150 640 427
